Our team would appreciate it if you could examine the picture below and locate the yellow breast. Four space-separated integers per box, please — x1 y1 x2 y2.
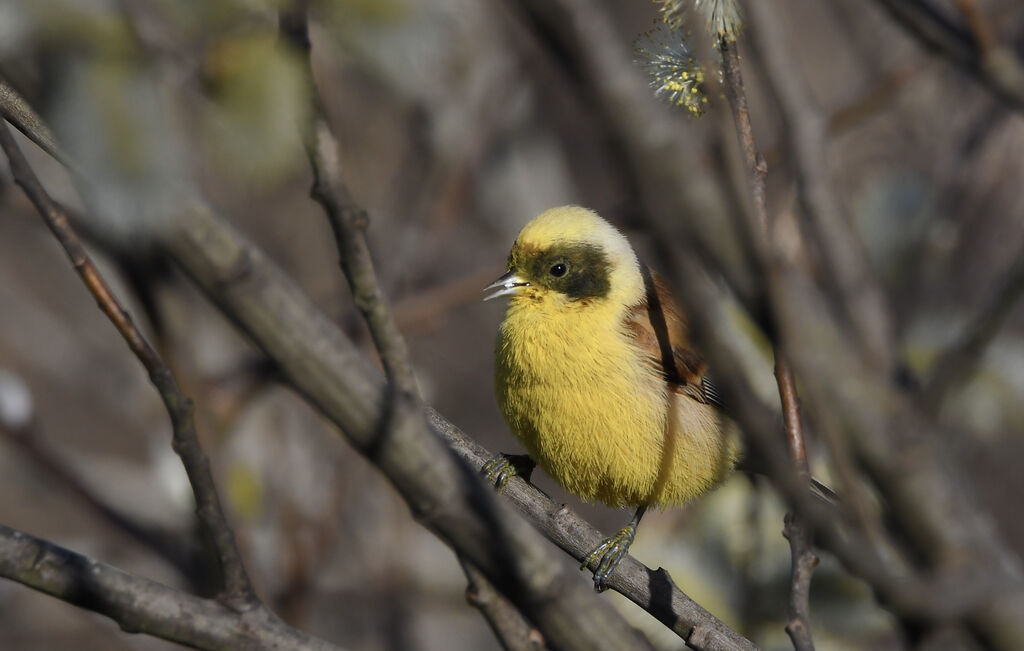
495 297 734 507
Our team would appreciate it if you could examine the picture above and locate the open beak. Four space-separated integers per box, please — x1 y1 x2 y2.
483 270 530 301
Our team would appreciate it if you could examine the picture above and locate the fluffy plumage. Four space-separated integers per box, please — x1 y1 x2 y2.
492 205 737 508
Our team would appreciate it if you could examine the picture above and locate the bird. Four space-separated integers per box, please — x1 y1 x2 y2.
483 205 740 591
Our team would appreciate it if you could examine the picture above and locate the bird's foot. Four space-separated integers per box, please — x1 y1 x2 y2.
481 453 535 491
581 522 638 592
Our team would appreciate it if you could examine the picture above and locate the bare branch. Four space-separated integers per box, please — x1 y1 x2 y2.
744 3 895 371
0 525 340 650
669 252 1024 630
280 5 417 396
766 264 1024 648
0 421 205 590
782 512 818 651
717 36 818 651
460 559 547 651
873 0 1024 111
280 31 544 640
775 364 818 651
952 0 997 54
0 122 256 610
922 251 1024 409
733 8 1024 646
718 41 770 235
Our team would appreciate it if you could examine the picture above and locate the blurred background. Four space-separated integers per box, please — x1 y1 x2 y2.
1 0 1023 649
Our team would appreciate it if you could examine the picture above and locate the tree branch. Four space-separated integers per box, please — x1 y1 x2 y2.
735 7 1024 647
0 524 340 650
952 0 997 54
744 3 895 371
872 0 1024 111
460 558 547 651
0 421 206 591
279 6 418 397
718 37 818 651
922 251 1024 409
0 122 256 610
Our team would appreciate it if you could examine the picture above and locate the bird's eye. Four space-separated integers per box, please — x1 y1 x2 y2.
549 263 567 277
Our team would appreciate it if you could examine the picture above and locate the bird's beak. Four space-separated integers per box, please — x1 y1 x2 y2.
483 270 530 301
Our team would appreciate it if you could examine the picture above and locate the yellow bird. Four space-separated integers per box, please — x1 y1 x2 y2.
484 205 739 590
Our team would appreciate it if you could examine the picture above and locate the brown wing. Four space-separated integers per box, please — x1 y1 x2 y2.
623 265 722 408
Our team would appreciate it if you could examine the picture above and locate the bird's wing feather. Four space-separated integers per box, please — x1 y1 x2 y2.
624 267 722 408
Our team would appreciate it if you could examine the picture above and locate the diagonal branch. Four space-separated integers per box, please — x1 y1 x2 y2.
280 6 417 396
922 251 1024 409
952 0 997 54
0 421 206 590
0 524 339 650
872 0 1024 112
0 122 256 611
460 558 547 651
742 4 895 371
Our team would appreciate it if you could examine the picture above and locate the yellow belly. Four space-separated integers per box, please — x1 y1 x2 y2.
494 299 735 507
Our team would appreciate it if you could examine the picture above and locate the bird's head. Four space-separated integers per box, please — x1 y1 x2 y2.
484 206 644 308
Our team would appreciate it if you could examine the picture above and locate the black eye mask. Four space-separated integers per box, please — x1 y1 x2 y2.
516 242 612 301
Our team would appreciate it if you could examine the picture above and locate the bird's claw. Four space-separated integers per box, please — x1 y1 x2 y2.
482 453 534 491
581 523 637 592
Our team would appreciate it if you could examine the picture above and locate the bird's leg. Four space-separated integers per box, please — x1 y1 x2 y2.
582 505 647 592
481 453 535 491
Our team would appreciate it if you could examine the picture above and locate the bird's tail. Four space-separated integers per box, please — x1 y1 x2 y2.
809 476 839 506
736 456 840 505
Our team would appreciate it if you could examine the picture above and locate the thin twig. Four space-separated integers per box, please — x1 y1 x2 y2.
460 559 547 651
872 0 1024 112
670 253 1024 627
741 6 923 620
775 362 807 476
718 37 818 651
0 525 340 650
922 251 1024 410
746 6 896 371
280 5 417 397
718 41 771 237
0 121 256 610
776 362 818 651
0 422 206 590
737 17 1024 645
782 512 818 651
952 0 996 54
